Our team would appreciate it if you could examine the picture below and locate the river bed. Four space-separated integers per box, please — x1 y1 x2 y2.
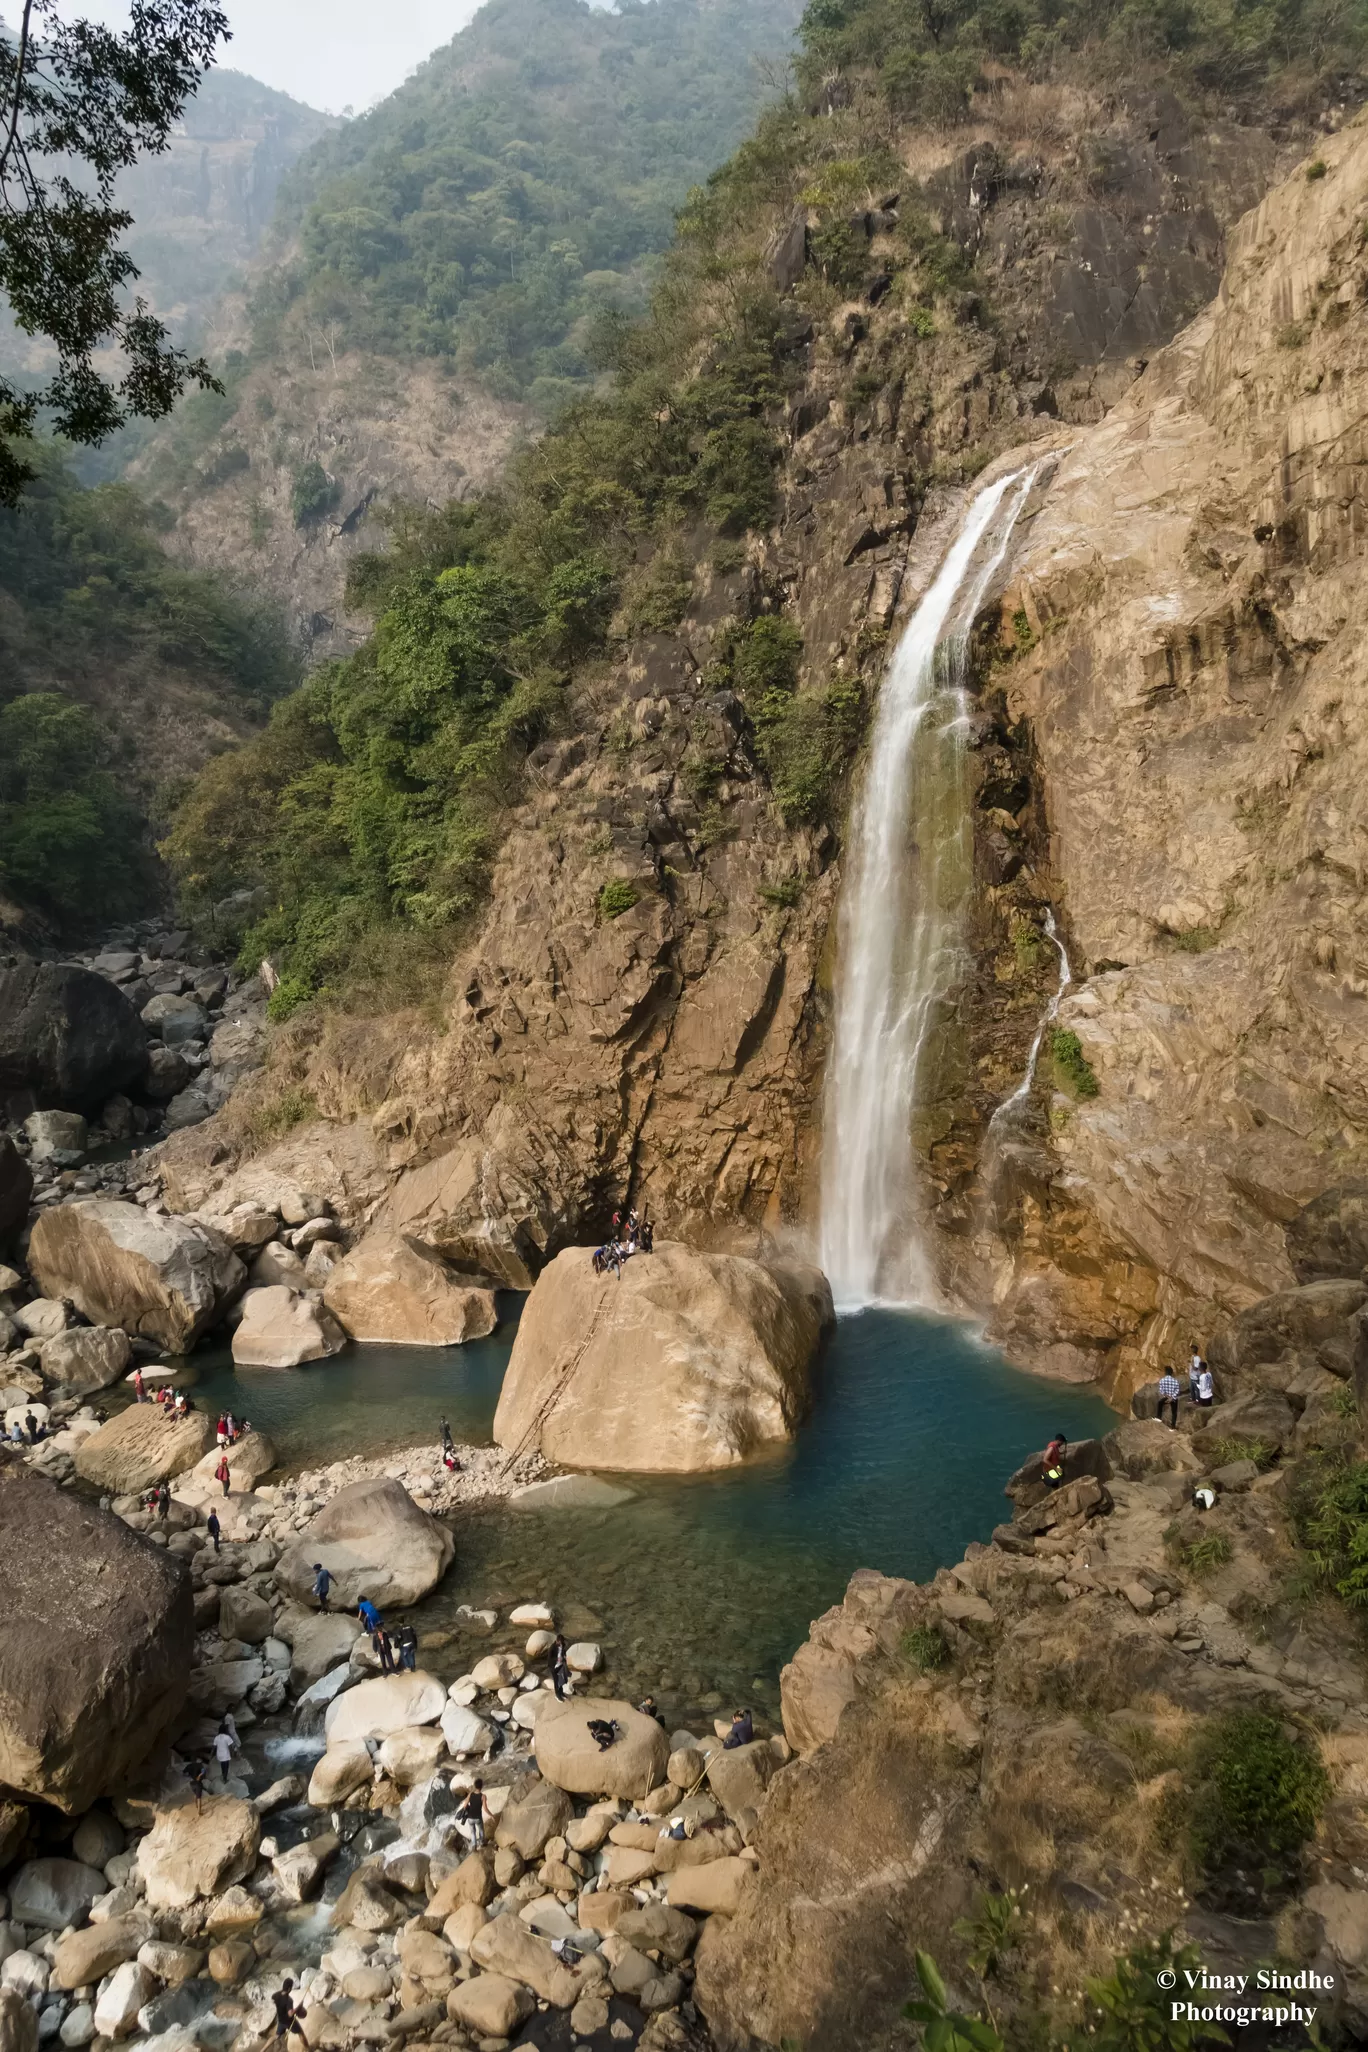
186 1306 1112 1731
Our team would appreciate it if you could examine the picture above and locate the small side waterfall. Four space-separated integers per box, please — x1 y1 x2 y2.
984 908 1072 1148
819 466 1038 1309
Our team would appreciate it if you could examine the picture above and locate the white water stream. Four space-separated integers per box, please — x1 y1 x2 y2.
819 466 1039 1308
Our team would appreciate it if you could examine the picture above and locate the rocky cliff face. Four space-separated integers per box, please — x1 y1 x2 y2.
160 85 1364 1380
970 115 1368 1395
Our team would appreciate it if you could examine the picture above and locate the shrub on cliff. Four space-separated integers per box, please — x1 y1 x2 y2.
1184 1709 1328 1902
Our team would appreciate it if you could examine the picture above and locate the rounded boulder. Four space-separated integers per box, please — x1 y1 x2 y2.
532 1696 670 1800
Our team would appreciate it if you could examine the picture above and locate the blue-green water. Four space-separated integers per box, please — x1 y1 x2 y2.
182 1305 1112 1730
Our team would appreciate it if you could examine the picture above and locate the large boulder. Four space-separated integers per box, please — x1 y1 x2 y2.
175 1430 276 1505
231 1286 346 1368
287 1611 363 1688
323 1671 447 1743
322 1229 497 1346
28 1201 245 1352
74 1405 215 1494
36 1326 131 1396
0 1136 33 1250
136 1796 260 1909
275 1476 454 1607
532 1697 670 1800
0 1988 38 2052
0 1455 193 1810
9 1856 108 1931
1211 1279 1367 1382
493 1242 832 1472
1286 1180 1368 1283
0 959 148 1111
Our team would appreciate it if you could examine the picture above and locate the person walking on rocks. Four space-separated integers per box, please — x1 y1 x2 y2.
376 1624 396 1675
1157 1368 1182 1429
186 1757 206 1814
213 1721 236 1782
1042 1434 1067 1488
1188 1346 1207 1403
312 1562 332 1611
550 1633 571 1700
358 1596 381 1634
272 1982 297 2045
157 1479 171 1520
396 1624 418 1672
132 1366 145 1404
216 1413 229 1448
206 1508 221 1554
215 1452 232 1498
455 1779 488 1849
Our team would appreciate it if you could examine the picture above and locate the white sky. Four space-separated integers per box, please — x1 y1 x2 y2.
55 2 502 115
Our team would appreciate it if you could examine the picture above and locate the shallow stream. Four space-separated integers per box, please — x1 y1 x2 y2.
187 1307 1111 1731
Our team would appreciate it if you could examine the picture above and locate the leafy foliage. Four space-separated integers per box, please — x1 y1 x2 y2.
903 1951 1002 2052
1051 1027 1099 1097
1185 1710 1328 1895
0 441 298 709
597 878 640 920
1085 1934 1229 2052
952 1887 1027 1980
252 0 803 407
1298 1458 1368 1608
902 1623 951 1671
0 1 229 502
290 460 338 526
796 0 1368 114
0 691 151 924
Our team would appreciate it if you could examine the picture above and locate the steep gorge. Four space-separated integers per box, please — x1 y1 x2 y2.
162 28 1368 1402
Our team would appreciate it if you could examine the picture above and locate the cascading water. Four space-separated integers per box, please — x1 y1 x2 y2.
985 908 1072 1138
819 465 1039 1308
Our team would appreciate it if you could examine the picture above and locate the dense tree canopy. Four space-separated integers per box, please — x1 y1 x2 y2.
0 1 231 501
250 0 802 410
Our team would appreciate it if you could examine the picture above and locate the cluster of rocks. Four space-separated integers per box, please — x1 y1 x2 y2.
1 1438 755 2052
0 933 267 1207
0 1186 507 1457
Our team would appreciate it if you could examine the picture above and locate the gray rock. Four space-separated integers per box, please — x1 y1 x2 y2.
10 1858 108 1931
0 959 148 1111
37 1327 131 1396
1286 1179 1368 1284
140 996 207 1048
23 1113 87 1167
143 1047 191 1101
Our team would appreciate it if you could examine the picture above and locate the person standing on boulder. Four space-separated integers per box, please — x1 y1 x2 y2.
1197 1364 1214 1408
215 1452 232 1498
1157 1369 1182 1429
157 1479 171 1519
358 1596 380 1634
549 1634 571 1700
1188 1346 1207 1402
375 1624 396 1675
213 1721 236 1782
396 1624 418 1671
132 1366 146 1403
1042 1434 1067 1489
206 1508 221 1554
312 1563 332 1611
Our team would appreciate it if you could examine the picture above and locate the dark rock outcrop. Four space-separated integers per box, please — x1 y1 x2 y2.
0 1454 193 1812
0 959 148 1112
0 1135 32 1249
1286 1180 1368 1285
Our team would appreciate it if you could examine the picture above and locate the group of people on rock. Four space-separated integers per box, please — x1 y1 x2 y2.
7 1410 44 1445
592 1206 654 1277
308 1567 418 1672
1156 1345 1214 1427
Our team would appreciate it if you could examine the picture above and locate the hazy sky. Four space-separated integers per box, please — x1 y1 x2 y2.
55 2 508 114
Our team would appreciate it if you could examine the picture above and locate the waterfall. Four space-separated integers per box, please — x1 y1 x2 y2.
982 909 1072 1157
819 466 1038 1309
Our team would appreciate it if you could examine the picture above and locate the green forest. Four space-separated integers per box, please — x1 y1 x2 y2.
165 0 1368 1010
0 446 298 929
251 0 802 410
